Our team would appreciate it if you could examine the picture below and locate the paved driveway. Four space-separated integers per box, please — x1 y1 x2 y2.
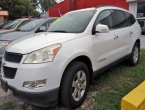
141 35 145 49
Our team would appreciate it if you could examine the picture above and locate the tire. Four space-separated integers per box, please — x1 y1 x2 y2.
128 42 140 66
60 61 90 108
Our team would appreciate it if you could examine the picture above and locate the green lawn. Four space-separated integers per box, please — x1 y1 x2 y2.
91 50 145 110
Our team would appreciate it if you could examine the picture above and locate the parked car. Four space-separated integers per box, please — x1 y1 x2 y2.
137 18 145 35
0 22 5 29
0 20 4 25
0 21 12 29
0 18 30 34
0 6 141 108
0 21 14 29
0 18 56 60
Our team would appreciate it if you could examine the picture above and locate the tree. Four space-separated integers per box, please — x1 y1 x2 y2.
0 0 39 20
31 0 57 13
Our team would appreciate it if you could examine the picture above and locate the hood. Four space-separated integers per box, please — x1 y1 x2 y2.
7 32 79 54
0 31 33 41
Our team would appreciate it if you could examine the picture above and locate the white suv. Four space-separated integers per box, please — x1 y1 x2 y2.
0 6 141 108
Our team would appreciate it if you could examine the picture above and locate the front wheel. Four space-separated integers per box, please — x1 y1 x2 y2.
60 61 89 108
128 43 140 66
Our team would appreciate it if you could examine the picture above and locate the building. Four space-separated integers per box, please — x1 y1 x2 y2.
0 11 8 22
48 0 145 18
127 0 145 18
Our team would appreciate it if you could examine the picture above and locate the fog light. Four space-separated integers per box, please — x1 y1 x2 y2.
23 79 47 89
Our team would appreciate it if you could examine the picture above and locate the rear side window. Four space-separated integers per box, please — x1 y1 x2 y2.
111 10 128 29
123 11 136 26
94 10 113 29
94 9 136 31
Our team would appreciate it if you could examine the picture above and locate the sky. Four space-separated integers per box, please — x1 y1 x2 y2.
36 0 64 13
55 0 64 3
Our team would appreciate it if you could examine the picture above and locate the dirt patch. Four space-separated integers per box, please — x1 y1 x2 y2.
0 87 96 110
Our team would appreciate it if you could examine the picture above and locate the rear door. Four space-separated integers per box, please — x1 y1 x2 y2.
110 10 132 59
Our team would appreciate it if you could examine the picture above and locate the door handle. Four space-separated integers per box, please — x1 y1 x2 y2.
129 32 133 37
129 32 133 34
114 35 118 39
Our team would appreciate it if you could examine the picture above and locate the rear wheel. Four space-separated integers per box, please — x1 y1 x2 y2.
128 42 140 66
60 61 89 108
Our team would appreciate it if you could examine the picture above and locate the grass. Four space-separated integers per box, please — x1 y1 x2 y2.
91 50 145 110
0 102 15 110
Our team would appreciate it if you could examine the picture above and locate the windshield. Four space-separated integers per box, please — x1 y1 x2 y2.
47 10 96 33
4 20 21 29
19 19 45 32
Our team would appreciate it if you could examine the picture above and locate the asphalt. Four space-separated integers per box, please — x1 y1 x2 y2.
141 35 145 49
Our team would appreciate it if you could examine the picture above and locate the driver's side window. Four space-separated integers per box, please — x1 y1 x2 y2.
95 10 113 29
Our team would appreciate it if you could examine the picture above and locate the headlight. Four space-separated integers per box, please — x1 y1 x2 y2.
24 43 61 64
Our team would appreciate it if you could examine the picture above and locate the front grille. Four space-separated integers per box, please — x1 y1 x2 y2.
4 52 23 63
3 66 17 79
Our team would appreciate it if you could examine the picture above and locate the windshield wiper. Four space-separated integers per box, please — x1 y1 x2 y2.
50 30 68 33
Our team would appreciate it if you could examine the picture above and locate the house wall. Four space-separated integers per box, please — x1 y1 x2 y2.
0 16 4 21
48 0 70 17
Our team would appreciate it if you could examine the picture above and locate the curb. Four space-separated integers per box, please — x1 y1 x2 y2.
121 81 145 110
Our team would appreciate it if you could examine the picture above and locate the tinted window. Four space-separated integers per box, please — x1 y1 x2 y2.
111 10 128 29
19 19 45 32
1 21 13 29
123 11 136 26
47 10 96 33
95 10 113 29
17 20 30 28
4 19 21 29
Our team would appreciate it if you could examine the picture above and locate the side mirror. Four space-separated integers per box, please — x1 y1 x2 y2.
38 26 46 32
95 24 109 33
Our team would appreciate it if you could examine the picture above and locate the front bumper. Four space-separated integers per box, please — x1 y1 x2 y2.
1 78 59 107
1 58 64 92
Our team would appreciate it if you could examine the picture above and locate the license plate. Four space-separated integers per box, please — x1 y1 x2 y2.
1 80 8 92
